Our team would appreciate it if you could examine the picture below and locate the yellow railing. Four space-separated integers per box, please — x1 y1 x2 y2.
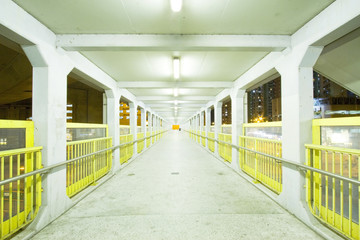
0 147 42 239
152 131 155 144
137 132 144 153
208 132 215 152
239 136 282 194
146 132 150 147
201 131 206 147
219 133 232 162
66 137 112 197
120 134 133 164
307 116 360 239
306 144 360 240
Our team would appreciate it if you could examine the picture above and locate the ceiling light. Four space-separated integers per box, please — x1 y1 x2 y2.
174 100 178 106
173 88 178 97
173 57 180 79
170 0 182 12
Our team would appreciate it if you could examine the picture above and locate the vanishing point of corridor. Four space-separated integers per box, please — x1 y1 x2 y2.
30 132 321 240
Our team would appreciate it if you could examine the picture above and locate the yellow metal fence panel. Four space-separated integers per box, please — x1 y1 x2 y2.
239 136 282 194
146 132 150 147
120 134 133 164
208 132 215 152
201 131 206 147
219 133 232 162
197 131 200 143
152 131 155 144
66 137 112 197
0 147 42 239
137 133 144 153
305 144 360 240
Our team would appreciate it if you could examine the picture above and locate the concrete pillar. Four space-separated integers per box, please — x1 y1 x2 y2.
275 45 323 224
129 102 137 155
205 108 211 148
22 45 73 230
141 108 146 149
105 89 121 172
230 89 246 171
214 101 222 156
200 111 205 133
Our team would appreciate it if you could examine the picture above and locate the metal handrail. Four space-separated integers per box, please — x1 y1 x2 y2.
186 130 360 186
0 130 168 186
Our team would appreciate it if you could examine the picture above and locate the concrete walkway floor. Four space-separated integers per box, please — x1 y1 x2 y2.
31 131 323 240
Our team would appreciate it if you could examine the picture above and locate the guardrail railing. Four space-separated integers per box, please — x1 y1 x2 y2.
239 136 282 194
201 131 206 147
306 144 360 240
186 129 360 239
219 133 232 163
66 137 112 197
137 133 145 153
0 130 167 239
208 132 215 152
0 147 42 239
146 132 151 148
120 134 133 164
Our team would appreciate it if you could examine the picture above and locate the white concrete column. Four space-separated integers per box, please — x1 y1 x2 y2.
275 45 323 224
23 44 73 230
141 108 146 149
214 101 222 156
230 89 246 171
129 102 137 155
200 111 205 133
205 108 211 148
105 89 121 172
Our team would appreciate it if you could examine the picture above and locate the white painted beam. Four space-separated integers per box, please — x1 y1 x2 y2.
118 81 233 88
147 103 205 108
56 34 290 51
137 96 214 101
292 0 360 48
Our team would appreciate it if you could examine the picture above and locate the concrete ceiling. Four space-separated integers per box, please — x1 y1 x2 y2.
12 0 336 123
315 29 360 96
13 0 334 35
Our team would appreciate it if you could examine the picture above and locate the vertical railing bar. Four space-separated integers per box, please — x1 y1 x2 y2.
325 150 329 223
340 153 344 232
30 152 34 220
319 150 322 219
1 157 4 237
17 154 20 227
348 154 352 237
9 155 13 233
36 150 41 213
79 143 82 190
332 151 336 226
23 152 28 227
312 149 316 215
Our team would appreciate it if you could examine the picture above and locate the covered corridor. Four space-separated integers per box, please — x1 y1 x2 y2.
24 131 321 240
1 1 360 239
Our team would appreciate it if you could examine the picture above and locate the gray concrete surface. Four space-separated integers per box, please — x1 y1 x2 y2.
31 131 323 240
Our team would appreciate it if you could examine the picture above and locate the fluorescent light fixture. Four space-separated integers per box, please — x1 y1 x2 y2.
173 57 180 79
173 88 179 97
170 0 182 12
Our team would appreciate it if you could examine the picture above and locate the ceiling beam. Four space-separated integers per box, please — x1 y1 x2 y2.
57 34 290 51
148 103 205 108
118 81 233 88
137 96 214 101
